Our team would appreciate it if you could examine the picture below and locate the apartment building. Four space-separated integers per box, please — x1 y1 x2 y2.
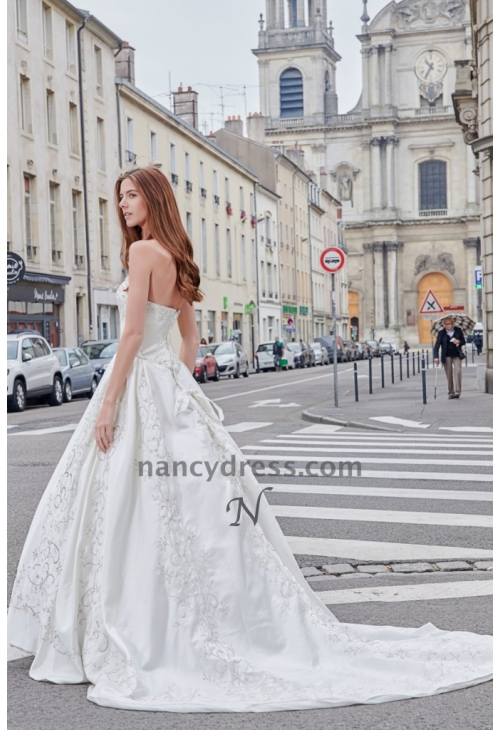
8 0 123 346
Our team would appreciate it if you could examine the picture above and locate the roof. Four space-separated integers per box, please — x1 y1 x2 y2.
117 80 260 181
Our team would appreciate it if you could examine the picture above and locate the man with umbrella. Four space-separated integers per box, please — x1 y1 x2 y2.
432 315 471 399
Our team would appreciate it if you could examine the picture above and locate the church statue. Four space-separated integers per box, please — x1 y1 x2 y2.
338 175 353 202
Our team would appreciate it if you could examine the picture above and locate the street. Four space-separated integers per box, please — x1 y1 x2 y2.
7 360 492 730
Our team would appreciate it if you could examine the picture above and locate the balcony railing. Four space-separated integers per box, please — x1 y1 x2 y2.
213 194 220 206
414 106 451 117
101 254 109 269
171 173 178 185
74 254 85 269
51 249 62 263
418 209 448 218
26 245 37 261
125 150 137 164
200 187 207 198
185 180 193 193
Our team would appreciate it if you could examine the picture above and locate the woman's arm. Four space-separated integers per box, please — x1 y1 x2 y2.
177 300 199 373
95 241 152 452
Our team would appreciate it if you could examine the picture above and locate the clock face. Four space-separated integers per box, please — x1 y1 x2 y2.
415 51 447 82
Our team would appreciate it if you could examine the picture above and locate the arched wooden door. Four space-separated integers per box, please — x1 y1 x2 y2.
348 290 360 340
418 272 453 343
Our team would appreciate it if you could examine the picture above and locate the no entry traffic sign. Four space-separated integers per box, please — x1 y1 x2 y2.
320 247 346 274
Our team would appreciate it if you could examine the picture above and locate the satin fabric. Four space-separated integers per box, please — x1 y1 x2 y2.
8 278 492 712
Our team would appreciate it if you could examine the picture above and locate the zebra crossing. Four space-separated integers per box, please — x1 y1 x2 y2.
239 425 493 607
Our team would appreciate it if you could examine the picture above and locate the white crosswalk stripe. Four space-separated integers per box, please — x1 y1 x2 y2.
248 428 492 607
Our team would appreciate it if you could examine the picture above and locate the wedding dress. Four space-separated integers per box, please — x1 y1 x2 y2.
8 277 492 713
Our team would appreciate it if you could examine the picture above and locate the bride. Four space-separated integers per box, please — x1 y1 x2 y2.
8 167 492 713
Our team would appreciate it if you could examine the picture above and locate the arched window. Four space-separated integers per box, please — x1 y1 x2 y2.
419 160 447 212
280 68 304 118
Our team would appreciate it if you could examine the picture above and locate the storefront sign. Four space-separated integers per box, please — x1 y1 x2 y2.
7 283 65 304
7 252 26 285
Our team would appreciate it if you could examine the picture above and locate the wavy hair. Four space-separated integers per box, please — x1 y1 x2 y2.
115 166 203 304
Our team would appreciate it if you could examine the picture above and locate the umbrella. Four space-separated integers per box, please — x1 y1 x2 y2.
430 314 476 337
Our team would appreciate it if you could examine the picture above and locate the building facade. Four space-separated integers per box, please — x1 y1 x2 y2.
8 0 123 346
252 0 481 345
116 79 260 358
452 0 492 392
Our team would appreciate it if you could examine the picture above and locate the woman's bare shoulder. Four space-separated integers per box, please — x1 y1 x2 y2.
130 239 174 265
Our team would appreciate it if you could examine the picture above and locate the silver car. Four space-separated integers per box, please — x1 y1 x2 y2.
7 332 64 412
53 347 99 402
310 342 329 366
206 341 249 378
255 341 294 372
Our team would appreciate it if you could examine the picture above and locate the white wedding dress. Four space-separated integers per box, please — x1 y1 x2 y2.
8 277 492 712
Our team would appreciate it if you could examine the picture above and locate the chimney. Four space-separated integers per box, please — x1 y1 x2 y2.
320 166 328 190
225 115 244 136
172 85 199 129
115 41 136 85
247 112 266 144
285 145 305 170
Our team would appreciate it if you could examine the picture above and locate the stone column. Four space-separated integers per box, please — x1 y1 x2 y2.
463 237 480 323
386 242 401 326
370 138 382 210
386 137 396 209
370 47 380 108
384 44 393 107
296 0 305 26
372 242 385 328
266 0 276 28
361 48 371 110
277 0 285 28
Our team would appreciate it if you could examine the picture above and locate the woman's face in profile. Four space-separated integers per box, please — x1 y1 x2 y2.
119 177 148 229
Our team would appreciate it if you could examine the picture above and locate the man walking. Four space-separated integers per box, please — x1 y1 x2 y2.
433 317 466 399
273 336 284 372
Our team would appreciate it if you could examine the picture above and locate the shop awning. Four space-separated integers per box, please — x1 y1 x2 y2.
22 271 72 286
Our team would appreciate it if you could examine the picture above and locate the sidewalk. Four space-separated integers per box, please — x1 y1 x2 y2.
303 355 492 432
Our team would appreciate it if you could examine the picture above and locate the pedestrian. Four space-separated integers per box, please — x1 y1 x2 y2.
273 335 284 371
404 340 410 354
200 338 207 345
433 316 466 399
474 332 483 356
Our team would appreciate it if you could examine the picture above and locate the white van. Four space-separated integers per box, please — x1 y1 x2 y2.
255 342 295 372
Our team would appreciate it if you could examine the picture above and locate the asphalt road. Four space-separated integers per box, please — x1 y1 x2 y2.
7 361 493 729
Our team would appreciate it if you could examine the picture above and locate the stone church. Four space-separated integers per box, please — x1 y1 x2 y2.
250 0 481 344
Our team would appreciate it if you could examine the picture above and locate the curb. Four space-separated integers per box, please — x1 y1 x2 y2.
301 409 400 433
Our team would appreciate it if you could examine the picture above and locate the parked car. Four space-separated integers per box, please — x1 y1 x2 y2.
387 340 400 355
310 342 329 366
81 340 119 381
314 336 347 364
355 342 372 360
7 333 64 412
193 346 219 383
53 347 98 402
344 341 359 361
287 341 315 368
255 341 294 372
365 340 381 357
205 341 249 378
379 341 393 355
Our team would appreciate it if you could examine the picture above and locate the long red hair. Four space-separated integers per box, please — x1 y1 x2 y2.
115 166 203 304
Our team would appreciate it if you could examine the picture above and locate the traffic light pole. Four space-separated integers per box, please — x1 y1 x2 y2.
332 273 339 408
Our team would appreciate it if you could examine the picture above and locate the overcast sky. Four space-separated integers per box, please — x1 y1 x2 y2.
84 0 389 130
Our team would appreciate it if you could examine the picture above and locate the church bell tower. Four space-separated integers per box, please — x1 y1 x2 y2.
253 1 341 125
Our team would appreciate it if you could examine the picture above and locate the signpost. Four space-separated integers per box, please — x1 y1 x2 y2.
320 247 346 408
474 266 483 290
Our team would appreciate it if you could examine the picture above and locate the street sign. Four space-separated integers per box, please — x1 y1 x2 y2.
7 252 26 285
320 247 346 274
474 266 483 289
443 305 465 311
419 289 443 315
287 317 294 325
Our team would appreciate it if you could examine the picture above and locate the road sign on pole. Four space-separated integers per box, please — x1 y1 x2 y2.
320 247 347 408
320 247 346 274
474 266 483 289
419 289 444 315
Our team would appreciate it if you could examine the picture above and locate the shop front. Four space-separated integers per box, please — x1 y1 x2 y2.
7 271 70 347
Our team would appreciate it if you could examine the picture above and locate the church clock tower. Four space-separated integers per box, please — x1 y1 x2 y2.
253 1 341 125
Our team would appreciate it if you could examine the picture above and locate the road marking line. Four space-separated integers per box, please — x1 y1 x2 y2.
256 467 492 482
292 425 344 435
256 442 492 456
261 483 492 501
277 435 492 445
317 581 493 606
440 426 493 433
6 425 18 430
211 370 353 402
240 449 492 467
271 505 492 528
370 416 430 428
225 422 273 433
8 423 79 436
285 536 493 561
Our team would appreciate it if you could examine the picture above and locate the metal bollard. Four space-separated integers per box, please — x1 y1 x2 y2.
465 349 468 367
368 356 373 394
354 362 359 402
381 353 385 388
391 353 395 384
412 351 415 376
472 345 474 363
418 350 421 374
406 352 410 378
426 351 429 368
399 353 403 381
421 356 427 404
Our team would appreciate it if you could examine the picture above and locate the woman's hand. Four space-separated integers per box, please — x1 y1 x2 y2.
434 358 439 364
95 399 116 453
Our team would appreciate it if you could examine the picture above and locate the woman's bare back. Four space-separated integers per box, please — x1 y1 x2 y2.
134 239 185 311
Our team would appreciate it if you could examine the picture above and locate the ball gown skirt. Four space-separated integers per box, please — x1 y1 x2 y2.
7 278 492 712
